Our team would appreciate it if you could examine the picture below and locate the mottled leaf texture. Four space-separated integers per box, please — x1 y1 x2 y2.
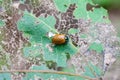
54 0 110 23
0 0 115 79
83 62 103 78
17 11 78 67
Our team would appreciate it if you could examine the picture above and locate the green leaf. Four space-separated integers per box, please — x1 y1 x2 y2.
43 52 67 67
0 73 11 80
89 42 103 53
17 11 57 43
62 66 75 73
88 7 110 23
54 0 110 23
17 11 78 67
0 19 5 27
31 64 49 70
42 37 77 67
23 65 49 80
23 43 42 58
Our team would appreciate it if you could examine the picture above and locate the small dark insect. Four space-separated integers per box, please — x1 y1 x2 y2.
52 34 68 45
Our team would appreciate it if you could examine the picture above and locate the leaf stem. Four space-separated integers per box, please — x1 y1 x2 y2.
0 70 97 80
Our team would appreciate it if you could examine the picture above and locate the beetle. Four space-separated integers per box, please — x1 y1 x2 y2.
52 34 68 45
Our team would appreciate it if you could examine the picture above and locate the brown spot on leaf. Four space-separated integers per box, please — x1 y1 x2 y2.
86 3 100 11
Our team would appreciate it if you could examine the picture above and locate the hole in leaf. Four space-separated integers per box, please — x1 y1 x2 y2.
86 3 100 11
86 3 94 11
65 53 70 60
103 16 107 19
56 67 63 71
45 61 57 70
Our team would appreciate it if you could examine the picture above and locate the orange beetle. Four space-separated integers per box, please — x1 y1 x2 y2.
52 34 68 45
